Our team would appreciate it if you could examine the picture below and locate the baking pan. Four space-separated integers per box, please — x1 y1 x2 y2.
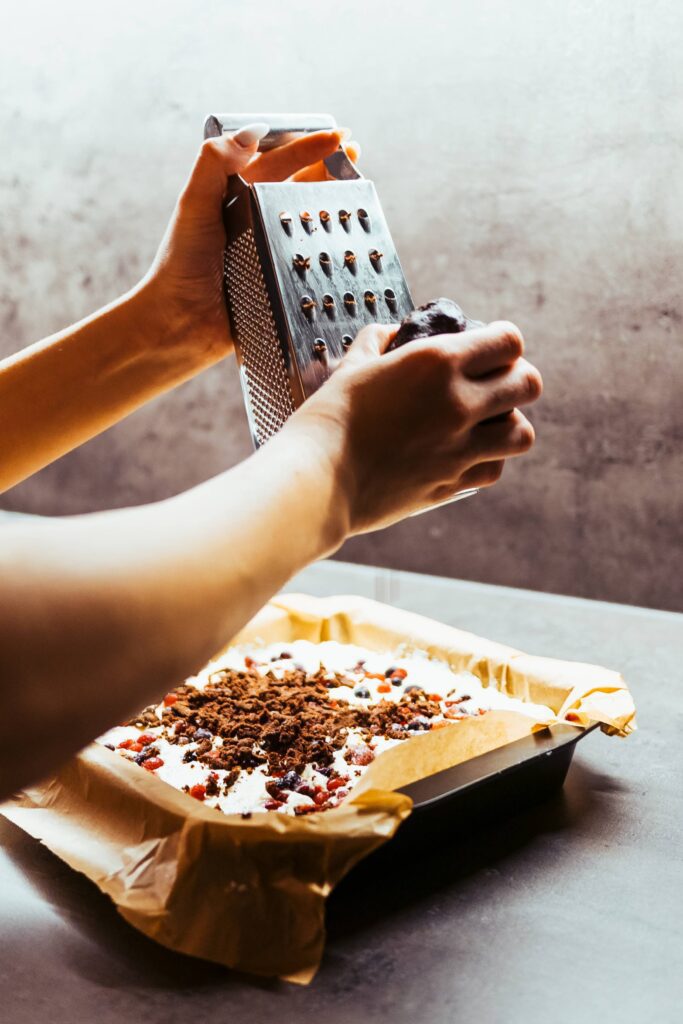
355 723 596 867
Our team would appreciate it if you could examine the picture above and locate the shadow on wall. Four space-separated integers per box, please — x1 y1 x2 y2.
0 0 681 611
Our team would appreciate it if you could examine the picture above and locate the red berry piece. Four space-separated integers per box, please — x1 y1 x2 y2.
392 667 408 680
138 733 156 745
129 742 144 753
264 800 283 811
244 656 256 668
163 693 178 707
377 683 392 694
427 693 442 703
189 783 206 800
314 791 328 806
142 757 164 771
117 738 134 750
347 745 375 766
327 776 349 791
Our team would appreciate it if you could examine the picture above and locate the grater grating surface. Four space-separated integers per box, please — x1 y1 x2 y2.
224 229 295 445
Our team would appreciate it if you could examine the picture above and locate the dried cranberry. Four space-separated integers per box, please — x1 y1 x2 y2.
377 683 391 694
189 784 206 801
138 733 156 745
346 745 375 766
265 800 283 810
163 693 178 707
142 757 164 771
327 776 349 792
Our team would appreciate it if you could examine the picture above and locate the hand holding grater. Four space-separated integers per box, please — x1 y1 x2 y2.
204 112 478 510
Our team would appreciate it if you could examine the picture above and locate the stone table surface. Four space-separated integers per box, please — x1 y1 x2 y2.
1 559 681 1024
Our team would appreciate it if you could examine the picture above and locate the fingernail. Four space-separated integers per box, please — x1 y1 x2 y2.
232 122 270 148
337 127 352 141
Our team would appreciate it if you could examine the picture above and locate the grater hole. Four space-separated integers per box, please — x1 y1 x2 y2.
322 293 336 318
358 208 371 231
313 338 328 357
300 211 315 233
339 209 352 231
344 250 357 274
364 290 377 309
384 288 398 312
319 210 332 231
300 295 317 320
279 211 293 234
319 251 333 276
343 292 357 312
292 253 310 276
342 334 354 350
369 248 383 271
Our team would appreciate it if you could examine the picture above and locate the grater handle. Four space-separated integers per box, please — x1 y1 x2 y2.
204 113 338 151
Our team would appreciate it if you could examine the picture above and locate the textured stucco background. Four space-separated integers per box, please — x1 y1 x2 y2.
0 0 681 610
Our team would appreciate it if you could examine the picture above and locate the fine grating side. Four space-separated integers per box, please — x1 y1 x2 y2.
224 229 295 446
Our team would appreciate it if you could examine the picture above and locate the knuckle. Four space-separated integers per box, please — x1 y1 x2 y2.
200 137 220 160
515 417 536 451
402 341 454 391
492 320 524 358
522 364 543 402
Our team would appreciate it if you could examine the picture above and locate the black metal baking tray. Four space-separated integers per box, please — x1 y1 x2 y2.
356 723 596 866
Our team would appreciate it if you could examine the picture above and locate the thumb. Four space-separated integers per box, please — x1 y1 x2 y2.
180 123 270 212
344 323 398 365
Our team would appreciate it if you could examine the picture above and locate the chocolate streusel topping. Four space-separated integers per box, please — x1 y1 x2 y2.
129 667 443 775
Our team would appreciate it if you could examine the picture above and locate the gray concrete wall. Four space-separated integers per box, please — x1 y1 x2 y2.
1 0 681 611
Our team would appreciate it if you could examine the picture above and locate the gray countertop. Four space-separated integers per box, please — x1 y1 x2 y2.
1 559 681 1024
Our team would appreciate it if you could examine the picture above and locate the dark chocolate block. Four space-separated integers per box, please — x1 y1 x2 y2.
390 297 485 350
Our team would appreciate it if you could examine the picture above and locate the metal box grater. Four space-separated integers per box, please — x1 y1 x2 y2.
204 113 415 448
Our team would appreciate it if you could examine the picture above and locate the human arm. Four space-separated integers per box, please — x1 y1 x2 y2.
0 318 541 798
0 126 356 493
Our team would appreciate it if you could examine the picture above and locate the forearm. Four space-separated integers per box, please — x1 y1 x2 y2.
0 421 348 796
0 280 223 493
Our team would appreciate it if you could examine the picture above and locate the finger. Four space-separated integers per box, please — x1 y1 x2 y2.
457 321 525 377
458 460 506 490
469 409 535 462
289 141 361 182
244 129 348 183
343 323 397 363
471 358 543 420
180 126 268 209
